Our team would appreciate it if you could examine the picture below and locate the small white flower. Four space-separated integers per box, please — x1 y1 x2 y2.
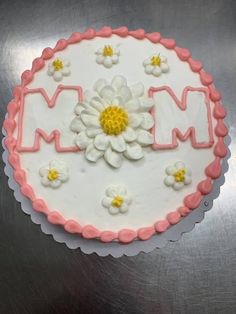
47 58 71 81
164 161 192 190
102 185 132 215
95 45 120 68
70 75 154 168
39 160 69 189
143 54 169 77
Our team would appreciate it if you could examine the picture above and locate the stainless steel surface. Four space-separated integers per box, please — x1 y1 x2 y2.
0 0 235 313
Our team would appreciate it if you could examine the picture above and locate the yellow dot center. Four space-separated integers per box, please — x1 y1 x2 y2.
173 168 186 182
151 55 161 66
47 169 59 181
52 59 64 71
99 106 128 135
103 45 113 57
112 195 124 208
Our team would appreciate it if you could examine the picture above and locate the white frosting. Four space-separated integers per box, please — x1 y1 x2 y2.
95 45 120 68
70 75 154 168
143 54 169 77
14 35 218 232
164 161 192 190
39 159 69 188
102 185 132 215
20 89 79 148
153 89 211 145
47 59 71 82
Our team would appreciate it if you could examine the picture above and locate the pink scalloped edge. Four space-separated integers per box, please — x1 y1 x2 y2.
3 26 228 244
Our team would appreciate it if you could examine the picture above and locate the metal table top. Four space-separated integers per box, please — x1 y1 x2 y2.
0 1 235 313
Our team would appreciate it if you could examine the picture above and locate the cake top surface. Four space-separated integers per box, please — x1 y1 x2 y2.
4 27 228 243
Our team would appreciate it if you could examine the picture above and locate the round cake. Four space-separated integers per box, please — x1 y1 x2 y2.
3 27 228 243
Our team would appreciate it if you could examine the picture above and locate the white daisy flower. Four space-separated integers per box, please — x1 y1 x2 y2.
39 160 69 189
70 75 154 168
102 185 132 215
47 58 71 81
164 161 192 191
95 45 120 68
143 54 169 77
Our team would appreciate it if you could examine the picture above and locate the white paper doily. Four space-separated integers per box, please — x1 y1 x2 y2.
2 127 230 257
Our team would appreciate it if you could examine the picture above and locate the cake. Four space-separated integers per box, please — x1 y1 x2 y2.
3 27 228 244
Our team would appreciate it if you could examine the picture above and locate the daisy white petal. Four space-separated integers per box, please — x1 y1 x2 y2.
61 67 70 76
184 176 192 185
63 60 70 66
110 135 126 153
129 113 143 128
130 83 144 98
50 179 62 189
96 47 104 54
83 105 100 116
161 55 167 62
104 147 122 168
119 203 129 213
41 176 50 186
90 97 106 112
136 130 154 146
111 55 119 64
70 117 86 132
117 186 127 196
96 55 105 64
119 86 132 103
93 78 108 94
59 173 69 182
143 59 151 66
74 102 86 115
185 168 192 176
125 98 140 112
53 71 63 82
86 127 103 138
85 144 104 162
47 65 55 75
124 196 132 205
94 133 109 151
140 97 154 111
80 113 100 127
106 186 118 197
124 143 144 160
108 206 120 215
160 62 169 73
153 67 162 77
122 127 137 142
102 197 112 208
75 131 92 149
145 65 154 74
111 75 127 91
39 167 49 177
99 85 115 103
173 182 184 190
164 176 175 186
166 166 177 175
113 48 120 55
175 161 185 169
103 56 113 68
140 112 154 130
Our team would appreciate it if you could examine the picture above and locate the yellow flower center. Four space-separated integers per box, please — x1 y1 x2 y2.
47 169 59 181
151 55 161 66
103 45 114 57
52 59 64 71
112 195 124 208
99 106 128 135
173 168 186 182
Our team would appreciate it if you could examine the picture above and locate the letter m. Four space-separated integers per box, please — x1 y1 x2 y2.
149 86 214 149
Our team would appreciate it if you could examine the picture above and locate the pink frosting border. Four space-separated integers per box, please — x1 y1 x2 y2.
3 26 228 244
